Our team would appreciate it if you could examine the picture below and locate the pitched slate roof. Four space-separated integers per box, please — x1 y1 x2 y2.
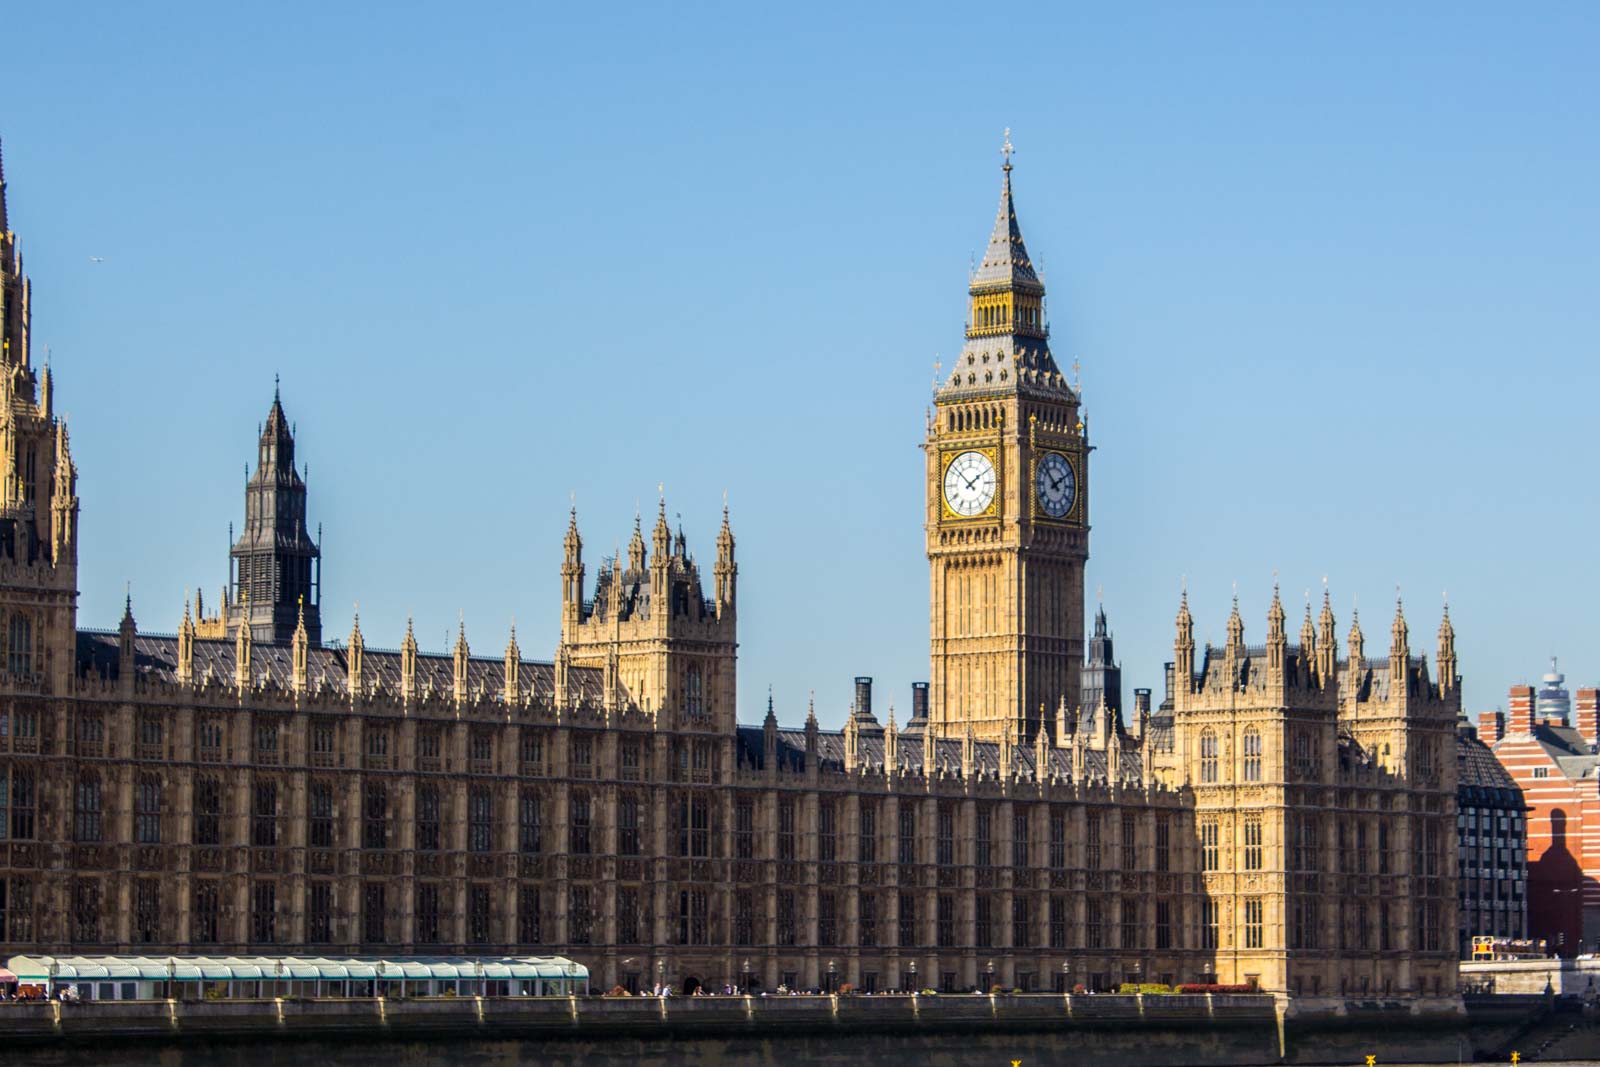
1457 729 1525 807
971 164 1040 290
75 631 605 705
735 725 1142 781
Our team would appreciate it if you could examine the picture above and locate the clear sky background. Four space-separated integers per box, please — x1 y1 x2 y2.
3 3 1597 726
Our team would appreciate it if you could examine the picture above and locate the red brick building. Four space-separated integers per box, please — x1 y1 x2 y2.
1485 685 1600 956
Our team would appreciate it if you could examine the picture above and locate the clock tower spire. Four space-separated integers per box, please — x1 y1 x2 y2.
925 136 1088 743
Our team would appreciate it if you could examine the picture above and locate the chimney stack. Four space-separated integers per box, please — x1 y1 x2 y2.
911 682 929 722
1508 685 1535 736
1477 709 1505 745
854 677 873 720
1577 688 1600 752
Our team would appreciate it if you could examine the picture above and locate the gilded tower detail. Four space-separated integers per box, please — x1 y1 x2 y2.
927 148 1087 743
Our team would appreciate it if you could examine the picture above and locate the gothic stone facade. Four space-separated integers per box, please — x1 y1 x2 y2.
0 140 1459 997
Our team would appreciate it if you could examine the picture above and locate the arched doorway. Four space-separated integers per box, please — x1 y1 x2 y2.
680 976 702 996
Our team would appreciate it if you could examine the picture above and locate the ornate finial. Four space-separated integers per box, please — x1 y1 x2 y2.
1001 127 1014 170
273 372 280 401
1097 583 1103 606
1071 357 1081 391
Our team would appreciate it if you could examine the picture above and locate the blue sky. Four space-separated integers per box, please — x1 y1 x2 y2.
3 2 1597 724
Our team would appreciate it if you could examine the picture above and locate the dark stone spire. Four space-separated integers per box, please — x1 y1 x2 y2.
939 132 1071 402
228 382 321 645
0 135 9 235
972 140 1039 290
1080 599 1122 717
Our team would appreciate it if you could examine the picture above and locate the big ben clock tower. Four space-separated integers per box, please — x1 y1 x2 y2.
926 138 1088 743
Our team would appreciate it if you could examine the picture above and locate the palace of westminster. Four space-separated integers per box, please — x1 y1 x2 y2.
0 139 1461 999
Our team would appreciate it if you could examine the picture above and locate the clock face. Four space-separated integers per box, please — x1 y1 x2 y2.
943 451 997 517
1035 451 1076 518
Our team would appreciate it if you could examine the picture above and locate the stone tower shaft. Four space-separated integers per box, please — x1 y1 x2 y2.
926 145 1088 743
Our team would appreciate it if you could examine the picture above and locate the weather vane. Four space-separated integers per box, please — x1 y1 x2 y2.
1002 127 1014 167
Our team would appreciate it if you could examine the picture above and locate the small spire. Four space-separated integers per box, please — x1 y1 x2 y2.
0 133 8 232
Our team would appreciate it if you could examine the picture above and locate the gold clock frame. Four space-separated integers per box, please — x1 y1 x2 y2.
940 447 1000 522
1029 449 1082 525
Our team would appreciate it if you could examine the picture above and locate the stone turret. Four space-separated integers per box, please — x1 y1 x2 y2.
227 381 322 645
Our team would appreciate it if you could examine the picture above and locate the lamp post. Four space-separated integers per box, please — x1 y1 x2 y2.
986 959 994 993
274 959 284 998
475 960 485 999
1061 959 1070 995
742 958 752 994
827 959 837 994
48 961 58 999
657 959 665 996
908 959 917 993
168 957 177 1001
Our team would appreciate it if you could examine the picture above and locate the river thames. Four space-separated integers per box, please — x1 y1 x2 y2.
0 1036 1581 1067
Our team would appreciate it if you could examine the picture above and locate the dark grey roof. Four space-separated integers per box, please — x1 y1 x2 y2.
735 725 1141 781
1457 731 1525 808
75 631 605 705
971 165 1039 290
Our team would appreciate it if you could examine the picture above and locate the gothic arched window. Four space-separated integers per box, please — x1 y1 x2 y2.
1199 729 1219 784
75 772 102 843
686 665 704 718
8 612 32 676
1243 728 1262 782
135 774 162 844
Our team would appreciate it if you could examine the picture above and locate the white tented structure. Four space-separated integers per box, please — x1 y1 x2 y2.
4 954 588 1001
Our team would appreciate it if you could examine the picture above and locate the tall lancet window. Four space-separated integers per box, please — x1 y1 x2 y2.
686 665 703 718
8 613 31 675
1243 729 1262 782
1199 729 1219 784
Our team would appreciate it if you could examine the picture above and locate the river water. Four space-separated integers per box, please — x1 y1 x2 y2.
2 1037 1583 1067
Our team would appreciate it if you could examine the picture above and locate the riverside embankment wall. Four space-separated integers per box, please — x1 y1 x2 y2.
0 991 1566 1066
